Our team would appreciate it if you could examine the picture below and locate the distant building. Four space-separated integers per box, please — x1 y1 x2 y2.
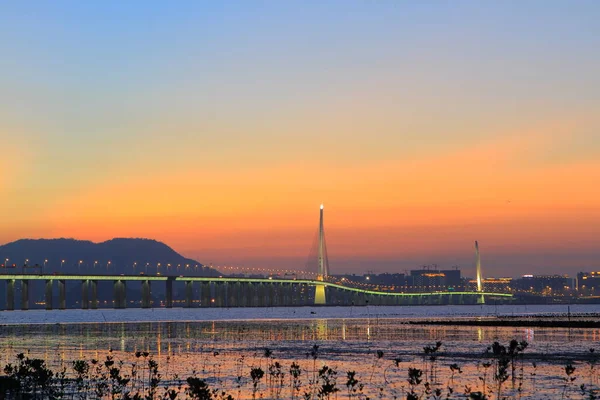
512 275 572 295
467 277 512 293
408 268 462 292
442 269 462 290
576 272 600 295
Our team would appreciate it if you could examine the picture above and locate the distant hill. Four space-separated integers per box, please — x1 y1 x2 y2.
0 238 219 276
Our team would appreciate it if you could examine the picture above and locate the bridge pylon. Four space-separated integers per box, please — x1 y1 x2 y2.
314 204 328 305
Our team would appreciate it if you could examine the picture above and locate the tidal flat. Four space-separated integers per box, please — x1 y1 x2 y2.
1 306 600 398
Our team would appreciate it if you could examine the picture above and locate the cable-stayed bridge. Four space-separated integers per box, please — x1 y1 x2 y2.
0 206 510 310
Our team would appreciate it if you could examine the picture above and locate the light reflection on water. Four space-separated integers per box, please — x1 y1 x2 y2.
2 318 600 360
1 308 600 398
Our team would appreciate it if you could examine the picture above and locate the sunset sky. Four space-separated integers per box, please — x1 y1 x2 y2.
1 2 599 277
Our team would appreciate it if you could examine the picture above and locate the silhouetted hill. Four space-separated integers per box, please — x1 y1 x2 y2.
0 238 219 276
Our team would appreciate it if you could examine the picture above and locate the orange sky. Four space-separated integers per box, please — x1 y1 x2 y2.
3 119 599 277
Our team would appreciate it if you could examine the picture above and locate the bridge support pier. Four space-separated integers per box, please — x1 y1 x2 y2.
477 293 485 304
249 283 257 307
142 280 151 308
314 284 326 305
21 280 29 310
282 283 290 306
228 282 237 307
59 280 66 309
239 283 247 307
113 280 126 309
81 280 89 309
45 280 53 310
232 282 240 306
90 280 98 309
215 282 226 307
267 283 276 307
185 281 193 308
258 283 266 307
165 279 173 308
6 279 15 311
200 282 211 307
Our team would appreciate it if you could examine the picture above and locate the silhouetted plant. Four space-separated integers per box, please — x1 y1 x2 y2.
507 339 528 387
108 359 131 399
147 356 161 400
447 363 462 396
73 359 91 399
346 370 359 398
530 361 537 392
264 348 273 359
268 361 285 399
316 365 338 400
234 355 246 400
290 362 302 400
423 341 443 383
562 363 577 399
407 367 423 399
250 367 264 399
494 356 510 399
3 353 54 398
588 348 599 388
369 350 384 383
307 344 320 397
186 377 212 400
478 361 491 396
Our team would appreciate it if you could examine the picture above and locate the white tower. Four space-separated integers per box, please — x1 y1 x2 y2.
317 204 328 279
475 241 485 304
314 204 327 304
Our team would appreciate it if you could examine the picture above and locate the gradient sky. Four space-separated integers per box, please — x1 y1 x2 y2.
1 1 599 278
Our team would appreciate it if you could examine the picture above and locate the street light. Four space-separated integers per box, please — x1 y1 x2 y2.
107 261 112 271
133 262 137 271
43 259 48 274
61 260 65 272
94 261 98 269
78 260 83 272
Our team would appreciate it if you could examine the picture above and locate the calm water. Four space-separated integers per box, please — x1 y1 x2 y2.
1 305 600 399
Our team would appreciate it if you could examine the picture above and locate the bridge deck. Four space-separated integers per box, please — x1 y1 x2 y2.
0 273 511 297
